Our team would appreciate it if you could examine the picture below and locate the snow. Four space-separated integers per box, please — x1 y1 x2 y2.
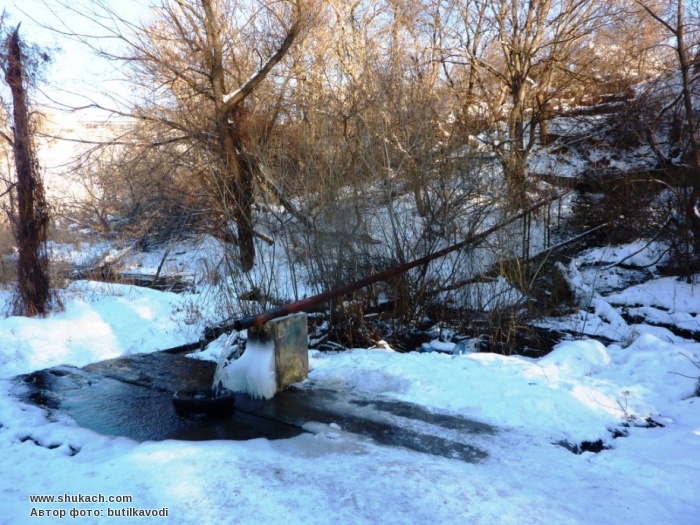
541 241 700 345
578 241 669 270
305 337 697 444
426 339 456 353
222 86 244 105
0 281 204 379
0 265 699 523
607 276 700 314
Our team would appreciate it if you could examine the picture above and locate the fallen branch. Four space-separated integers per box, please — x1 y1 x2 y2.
70 244 135 280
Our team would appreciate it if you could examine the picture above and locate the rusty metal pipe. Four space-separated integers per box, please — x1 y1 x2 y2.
233 194 565 332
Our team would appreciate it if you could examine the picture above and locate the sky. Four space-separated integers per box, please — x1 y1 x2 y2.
5 0 150 112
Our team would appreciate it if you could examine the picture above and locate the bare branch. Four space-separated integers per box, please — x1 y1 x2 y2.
221 2 304 112
0 129 13 146
633 1 677 35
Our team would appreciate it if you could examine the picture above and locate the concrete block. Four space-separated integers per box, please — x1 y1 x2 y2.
248 313 308 393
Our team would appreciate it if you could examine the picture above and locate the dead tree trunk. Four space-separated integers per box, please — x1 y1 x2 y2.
4 28 51 316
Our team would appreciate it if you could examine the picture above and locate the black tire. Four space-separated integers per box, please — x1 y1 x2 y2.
172 387 235 416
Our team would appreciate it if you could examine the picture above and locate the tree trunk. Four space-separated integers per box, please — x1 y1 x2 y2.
502 151 529 210
5 28 51 316
675 1 700 266
503 79 530 209
200 0 302 272
220 120 255 272
537 93 550 146
201 0 256 272
412 172 427 218
677 1 700 170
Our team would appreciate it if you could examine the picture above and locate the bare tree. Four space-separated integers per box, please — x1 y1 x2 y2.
439 0 610 207
635 2 700 157
636 0 700 166
44 0 312 272
198 0 306 270
631 0 700 276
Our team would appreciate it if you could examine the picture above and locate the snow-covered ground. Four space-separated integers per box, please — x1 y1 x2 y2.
0 240 699 524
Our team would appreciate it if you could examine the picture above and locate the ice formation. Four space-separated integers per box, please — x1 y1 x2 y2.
219 336 277 399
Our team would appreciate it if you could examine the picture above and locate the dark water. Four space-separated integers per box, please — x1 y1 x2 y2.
16 352 495 463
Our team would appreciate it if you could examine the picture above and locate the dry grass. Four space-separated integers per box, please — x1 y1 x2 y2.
0 221 16 284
